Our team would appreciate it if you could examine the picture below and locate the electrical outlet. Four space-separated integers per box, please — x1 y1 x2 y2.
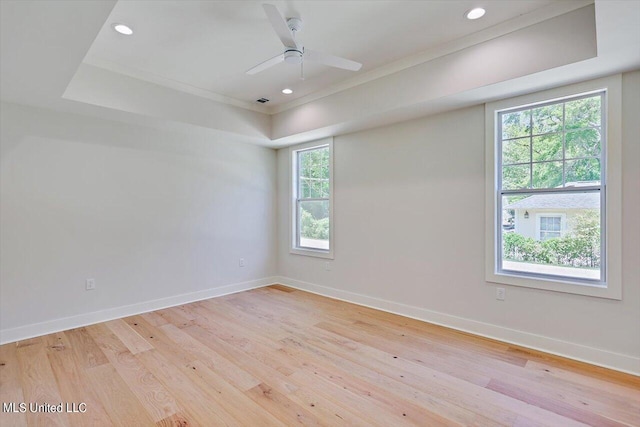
86 279 96 291
324 262 331 271
496 287 505 301
239 258 245 267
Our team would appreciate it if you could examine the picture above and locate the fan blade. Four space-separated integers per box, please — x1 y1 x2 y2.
246 53 284 75
263 4 298 48
304 49 362 71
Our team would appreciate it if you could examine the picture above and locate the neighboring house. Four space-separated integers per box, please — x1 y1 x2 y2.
504 183 600 241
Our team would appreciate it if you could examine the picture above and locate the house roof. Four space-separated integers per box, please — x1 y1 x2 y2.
505 192 600 210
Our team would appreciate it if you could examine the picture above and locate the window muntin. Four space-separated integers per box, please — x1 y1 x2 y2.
497 92 605 285
293 144 331 253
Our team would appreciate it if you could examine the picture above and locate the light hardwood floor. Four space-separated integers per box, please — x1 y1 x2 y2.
1 285 639 426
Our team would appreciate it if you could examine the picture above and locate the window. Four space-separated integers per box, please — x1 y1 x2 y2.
485 75 622 299
538 215 563 241
290 138 334 258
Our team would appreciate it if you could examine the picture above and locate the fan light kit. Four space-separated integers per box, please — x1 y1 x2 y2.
465 8 486 20
112 23 133 35
247 4 362 79
282 88 293 94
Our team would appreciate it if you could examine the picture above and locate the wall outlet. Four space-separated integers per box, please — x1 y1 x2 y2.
496 287 505 301
86 279 96 291
324 262 331 271
239 258 245 267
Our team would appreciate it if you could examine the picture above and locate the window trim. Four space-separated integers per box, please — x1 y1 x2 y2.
289 138 334 259
485 75 622 299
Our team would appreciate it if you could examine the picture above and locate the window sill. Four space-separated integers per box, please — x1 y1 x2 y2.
486 270 620 300
290 247 334 259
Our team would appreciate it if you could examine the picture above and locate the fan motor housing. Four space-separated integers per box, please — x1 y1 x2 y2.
284 48 303 64
287 17 303 33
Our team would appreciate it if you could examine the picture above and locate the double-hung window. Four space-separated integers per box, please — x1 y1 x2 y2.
290 138 334 258
486 76 622 299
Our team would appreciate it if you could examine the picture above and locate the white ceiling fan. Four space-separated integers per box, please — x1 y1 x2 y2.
246 4 362 77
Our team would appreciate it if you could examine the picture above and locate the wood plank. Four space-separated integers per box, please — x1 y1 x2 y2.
158 323 261 391
268 284 296 293
140 311 169 327
86 363 156 426
105 319 153 354
16 341 70 426
65 327 109 369
87 323 180 422
0 343 27 427
245 382 322 426
155 412 190 427
0 286 637 426
281 334 505 426
182 324 299 396
135 349 238 426
186 359 285 426
44 332 112 427
486 378 629 427
154 307 195 329
280 328 587 426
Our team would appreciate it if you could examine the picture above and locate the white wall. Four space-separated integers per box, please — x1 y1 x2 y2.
0 103 277 337
1 72 638 373
277 71 640 373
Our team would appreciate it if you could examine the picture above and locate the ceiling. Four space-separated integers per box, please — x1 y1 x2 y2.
1 0 639 147
84 0 555 109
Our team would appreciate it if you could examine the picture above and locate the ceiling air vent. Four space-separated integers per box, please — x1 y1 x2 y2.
256 98 270 103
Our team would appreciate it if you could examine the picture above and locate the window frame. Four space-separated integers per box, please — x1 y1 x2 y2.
485 75 622 300
289 138 334 259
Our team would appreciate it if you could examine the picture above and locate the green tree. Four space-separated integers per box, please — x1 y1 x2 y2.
299 146 330 242
501 95 602 190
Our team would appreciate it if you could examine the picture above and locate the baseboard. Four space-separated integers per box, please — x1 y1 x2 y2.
275 276 640 376
0 277 279 345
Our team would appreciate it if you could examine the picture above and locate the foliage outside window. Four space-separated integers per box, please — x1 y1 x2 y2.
497 92 605 285
291 140 333 258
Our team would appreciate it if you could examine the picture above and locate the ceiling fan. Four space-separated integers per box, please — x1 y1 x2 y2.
246 4 362 78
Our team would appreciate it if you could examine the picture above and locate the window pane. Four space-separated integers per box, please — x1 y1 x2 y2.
566 128 601 159
299 200 329 250
532 161 563 189
502 110 530 139
565 158 600 183
532 103 563 135
299 178 310 199
565 96 601 130
501 192 601 281
532 133 562 162
502 164 530 190
502 137 530 165
298 146 330 200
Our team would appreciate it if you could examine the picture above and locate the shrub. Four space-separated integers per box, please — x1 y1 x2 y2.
503 212 600 268
300 209 329 240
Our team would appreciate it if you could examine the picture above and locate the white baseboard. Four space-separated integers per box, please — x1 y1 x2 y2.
275 276 640 376
0 277 279 345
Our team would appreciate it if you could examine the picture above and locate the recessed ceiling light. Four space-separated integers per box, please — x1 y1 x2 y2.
112 23 133 35
465 8 486 20
282 88 293 95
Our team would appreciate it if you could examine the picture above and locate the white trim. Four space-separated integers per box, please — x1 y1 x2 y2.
275 276 640 376
485 74 622 299
289 138 335 259
0 277 279 345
